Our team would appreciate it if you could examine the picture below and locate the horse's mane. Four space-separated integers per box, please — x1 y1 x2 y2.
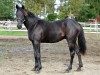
24 9 66 24
25 9 40 20
27 11 35 17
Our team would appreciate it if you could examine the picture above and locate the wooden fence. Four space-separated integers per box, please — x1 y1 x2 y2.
79 22 100 33
0 21 100 34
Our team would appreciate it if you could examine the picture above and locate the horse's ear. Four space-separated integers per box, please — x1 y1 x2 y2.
22 5 25 9
16 5 19 9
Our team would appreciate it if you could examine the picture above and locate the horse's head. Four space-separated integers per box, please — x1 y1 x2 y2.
16 4 27 29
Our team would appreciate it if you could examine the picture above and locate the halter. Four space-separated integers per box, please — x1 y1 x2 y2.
17 18 25 23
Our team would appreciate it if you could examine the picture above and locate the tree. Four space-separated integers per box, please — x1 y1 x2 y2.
58 0 84 19
69 0 84 16
76 6 97 21
76 0 100 21
22 0 55 16
0 0 14 19
58 0 69 19
85 0 100 16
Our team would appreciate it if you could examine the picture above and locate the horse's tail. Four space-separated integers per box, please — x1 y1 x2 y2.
78 26 87 55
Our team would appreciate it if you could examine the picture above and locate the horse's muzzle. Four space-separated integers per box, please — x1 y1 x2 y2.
17 24 22 29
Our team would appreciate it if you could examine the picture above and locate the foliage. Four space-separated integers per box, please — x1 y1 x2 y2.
47 13 57 21
85 0 100 16
76 7 96 21
69 0 84 15
58 0 68 19
58 0 100 21
0 0 14 19
76 0 99 21
57 12 67 19
58 0 84 19
0 0 100 21
22 0 55 16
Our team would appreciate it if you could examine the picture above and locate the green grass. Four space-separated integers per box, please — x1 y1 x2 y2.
0 31 27 36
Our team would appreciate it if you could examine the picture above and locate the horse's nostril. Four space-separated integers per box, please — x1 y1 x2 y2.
17 24 22 29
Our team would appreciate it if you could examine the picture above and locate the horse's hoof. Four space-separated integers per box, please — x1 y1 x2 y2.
76 67 81 71
32 67 41 73
31 68 36 71
35 70 40 74
66 69 71 73
32 69 41 73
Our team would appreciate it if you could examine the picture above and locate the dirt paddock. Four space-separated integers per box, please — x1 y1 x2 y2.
0 33 100 75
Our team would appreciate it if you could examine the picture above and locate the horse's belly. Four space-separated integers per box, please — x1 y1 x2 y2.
41 35 65 43
41 28 65 43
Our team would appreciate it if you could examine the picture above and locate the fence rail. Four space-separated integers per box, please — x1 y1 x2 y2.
0 21 100 34
80 22 100 34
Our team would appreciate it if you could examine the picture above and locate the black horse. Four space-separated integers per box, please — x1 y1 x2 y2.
16 4 86 73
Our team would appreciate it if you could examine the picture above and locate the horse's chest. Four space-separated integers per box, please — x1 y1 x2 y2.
28 30 42 41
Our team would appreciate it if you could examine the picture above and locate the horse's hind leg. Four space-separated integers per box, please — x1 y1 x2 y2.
75 44 83 71
66 39 76 72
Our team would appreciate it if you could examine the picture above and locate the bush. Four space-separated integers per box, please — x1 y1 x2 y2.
57 12 68 19
47 13 57 21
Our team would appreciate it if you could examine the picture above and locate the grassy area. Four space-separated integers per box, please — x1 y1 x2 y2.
0 31 27 36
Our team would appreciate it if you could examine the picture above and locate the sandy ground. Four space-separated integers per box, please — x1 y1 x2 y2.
0 33 100 75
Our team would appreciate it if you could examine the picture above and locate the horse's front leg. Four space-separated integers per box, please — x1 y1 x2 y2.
32 40 42 72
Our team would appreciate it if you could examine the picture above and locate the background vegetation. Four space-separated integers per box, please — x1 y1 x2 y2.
0 0 100 21
0 0 15 20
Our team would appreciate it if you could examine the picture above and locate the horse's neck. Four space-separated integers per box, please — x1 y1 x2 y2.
23 20 29 30
24 16 39 30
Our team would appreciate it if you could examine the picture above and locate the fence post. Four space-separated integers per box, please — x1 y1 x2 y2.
97 23 99 36
90 22 92 32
